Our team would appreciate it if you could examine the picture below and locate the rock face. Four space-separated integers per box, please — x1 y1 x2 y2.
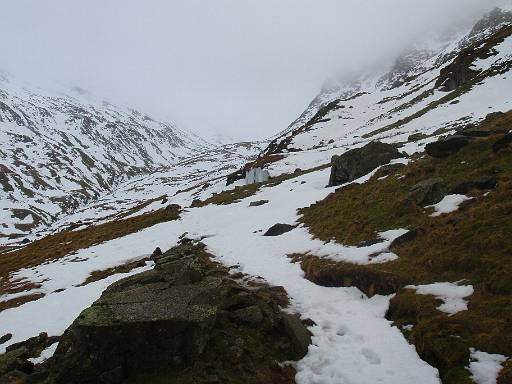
48 241 310 384
328 141 403 186
406 178 448 206
425 136 469 158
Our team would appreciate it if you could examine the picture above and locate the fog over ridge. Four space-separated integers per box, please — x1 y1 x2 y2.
0 0 508 140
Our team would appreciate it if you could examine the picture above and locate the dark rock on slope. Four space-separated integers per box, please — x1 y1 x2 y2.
328 141 403 186
264 224 296 236
425 136 469 158
493 132 512 152
47 240 310 384
406 178 448 207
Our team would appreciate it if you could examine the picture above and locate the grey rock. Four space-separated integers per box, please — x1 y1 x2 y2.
406 178 448 206
0 335 12 345
449 175 497 195
281 314 312 359
408 133 428 142
47 242 309 384
249 200 269 207
328 141 403 186
425 136 469 158
228 306 264 325
263 224 296 236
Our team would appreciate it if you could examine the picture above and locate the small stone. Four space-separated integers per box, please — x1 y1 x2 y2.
0 333 12 345
249 200 269 207
151 247 163 259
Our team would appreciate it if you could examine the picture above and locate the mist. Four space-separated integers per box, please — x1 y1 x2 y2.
0 0 506 141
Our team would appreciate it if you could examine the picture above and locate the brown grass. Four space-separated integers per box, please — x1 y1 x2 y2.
0 204 180 296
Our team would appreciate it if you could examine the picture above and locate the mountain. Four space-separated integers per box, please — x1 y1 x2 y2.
1 7 512 384
0 74 213 243
263 7 512 158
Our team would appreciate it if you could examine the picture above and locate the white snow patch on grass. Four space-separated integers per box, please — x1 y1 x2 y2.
427 194 473 217
406 282 474 315
468 348 508 384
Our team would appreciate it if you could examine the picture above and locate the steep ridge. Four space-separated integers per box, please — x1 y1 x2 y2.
0 74 210 243
262 7 512 159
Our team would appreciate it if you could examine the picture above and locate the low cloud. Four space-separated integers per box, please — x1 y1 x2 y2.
0 0 505 140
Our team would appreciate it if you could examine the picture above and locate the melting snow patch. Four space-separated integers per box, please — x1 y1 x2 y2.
28 342 59 365
311 229 408 265
468 348 508 384
427 194 472 217
406 282 474 315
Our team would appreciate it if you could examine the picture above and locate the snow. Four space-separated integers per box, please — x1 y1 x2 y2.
468 348 508 384
0 262 153 351
1 12 511 384
427 194 473 216
406 282 474 315
0 165 441 383
28 342 59 365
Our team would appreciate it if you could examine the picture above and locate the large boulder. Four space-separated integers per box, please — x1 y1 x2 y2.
406 178 448 207
328 141 403 186
425 136 469 158
48 241 309 384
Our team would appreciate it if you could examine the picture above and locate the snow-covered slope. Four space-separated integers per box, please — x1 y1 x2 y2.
1 7 512 384
264 7 512 158
0 75 212 243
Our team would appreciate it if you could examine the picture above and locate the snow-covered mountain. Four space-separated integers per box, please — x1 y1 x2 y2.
0 75 212 242
264 7 512 158
1 7 512 384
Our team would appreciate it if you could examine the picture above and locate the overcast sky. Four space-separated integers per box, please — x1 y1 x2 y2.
0 1 506 140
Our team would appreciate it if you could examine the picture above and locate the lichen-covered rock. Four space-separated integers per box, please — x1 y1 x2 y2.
48 241 309 384
328 141 403 186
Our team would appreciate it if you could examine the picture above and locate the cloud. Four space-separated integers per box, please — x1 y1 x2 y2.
0 0 504 140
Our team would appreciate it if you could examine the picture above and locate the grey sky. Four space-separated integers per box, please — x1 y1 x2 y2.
0 1 505 140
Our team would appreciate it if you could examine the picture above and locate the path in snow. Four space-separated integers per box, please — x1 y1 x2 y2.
0 167 440 384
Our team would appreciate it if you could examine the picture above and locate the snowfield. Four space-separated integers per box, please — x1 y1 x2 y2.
0 163 442 383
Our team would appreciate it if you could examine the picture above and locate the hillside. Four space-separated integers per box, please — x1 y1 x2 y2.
0 74 215 244
1 6 512 384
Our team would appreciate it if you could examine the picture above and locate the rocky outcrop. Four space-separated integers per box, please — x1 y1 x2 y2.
425 136 469 158
47 241 310 384
328 141 403 186
406 178 447 207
